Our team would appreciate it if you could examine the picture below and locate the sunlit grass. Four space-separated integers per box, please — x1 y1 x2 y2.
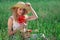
0 0 60 40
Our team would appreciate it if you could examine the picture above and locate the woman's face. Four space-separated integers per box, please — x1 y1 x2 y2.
17 8 27 15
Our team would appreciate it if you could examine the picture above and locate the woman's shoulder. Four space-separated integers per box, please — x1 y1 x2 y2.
24 15 28 19
10 15 13 18
9 15 13 20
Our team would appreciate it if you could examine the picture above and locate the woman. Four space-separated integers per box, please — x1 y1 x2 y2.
8 2 38 40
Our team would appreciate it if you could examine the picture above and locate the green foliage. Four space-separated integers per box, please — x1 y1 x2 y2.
0 0 60 40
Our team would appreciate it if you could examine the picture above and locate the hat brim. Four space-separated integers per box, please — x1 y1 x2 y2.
11 3 31 13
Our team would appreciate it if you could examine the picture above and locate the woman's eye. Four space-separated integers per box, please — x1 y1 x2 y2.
20 9 22 10
23 9 26 11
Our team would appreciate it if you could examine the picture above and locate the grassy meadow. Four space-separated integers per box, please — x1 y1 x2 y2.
0 0 60 40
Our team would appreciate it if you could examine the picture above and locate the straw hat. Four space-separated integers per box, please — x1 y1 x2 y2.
11 2 31 13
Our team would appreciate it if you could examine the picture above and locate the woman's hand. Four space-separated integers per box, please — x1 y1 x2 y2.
25 2 31 7
25 2 32 10
25 2 38 21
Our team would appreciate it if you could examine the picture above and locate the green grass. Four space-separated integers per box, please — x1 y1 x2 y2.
0 0 60 40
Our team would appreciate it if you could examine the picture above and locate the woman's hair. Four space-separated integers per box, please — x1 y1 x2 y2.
11 7 27 21
22 8 27 15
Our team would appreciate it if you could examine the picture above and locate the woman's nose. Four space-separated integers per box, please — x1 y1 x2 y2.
20 10 23 13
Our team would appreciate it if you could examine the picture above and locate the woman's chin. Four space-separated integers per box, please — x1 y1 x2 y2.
18 14 21 16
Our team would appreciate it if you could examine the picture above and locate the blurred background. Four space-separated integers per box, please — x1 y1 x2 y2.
0 0 60 40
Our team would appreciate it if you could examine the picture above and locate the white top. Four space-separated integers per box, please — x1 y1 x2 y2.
10 15 28 30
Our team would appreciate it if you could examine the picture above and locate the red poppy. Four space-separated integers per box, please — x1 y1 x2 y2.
18 15 26 23
27 29 32 32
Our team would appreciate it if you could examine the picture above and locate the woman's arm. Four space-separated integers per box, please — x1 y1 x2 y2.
26 3 38 21
28 7 38 20
8 17 16 36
